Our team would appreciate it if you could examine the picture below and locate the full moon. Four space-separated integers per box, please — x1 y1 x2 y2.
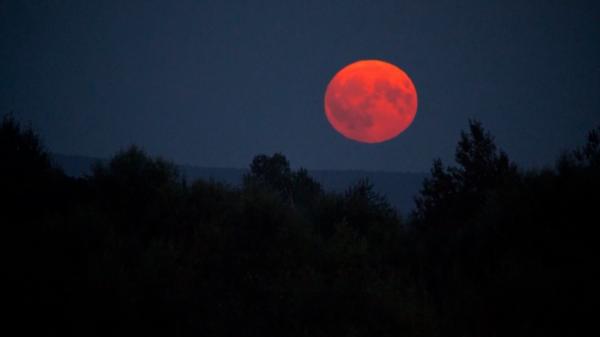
324 60 418 143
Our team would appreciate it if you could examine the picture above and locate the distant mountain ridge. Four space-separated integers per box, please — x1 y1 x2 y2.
52 153 427 215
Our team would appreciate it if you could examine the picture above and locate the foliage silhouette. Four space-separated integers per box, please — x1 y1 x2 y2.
414 120 518 227
2 114 595 336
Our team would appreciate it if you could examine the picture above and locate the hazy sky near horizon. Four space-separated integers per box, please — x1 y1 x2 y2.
2 0 599 171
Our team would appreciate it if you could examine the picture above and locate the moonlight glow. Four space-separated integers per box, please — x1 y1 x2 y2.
324 60 418 143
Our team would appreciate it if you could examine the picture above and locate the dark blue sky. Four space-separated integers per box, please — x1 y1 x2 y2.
2 0 599 171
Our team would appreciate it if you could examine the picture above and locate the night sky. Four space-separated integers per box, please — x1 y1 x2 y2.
2 0 599 171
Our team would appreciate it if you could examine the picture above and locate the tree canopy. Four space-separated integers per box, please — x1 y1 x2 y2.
2 114 595 337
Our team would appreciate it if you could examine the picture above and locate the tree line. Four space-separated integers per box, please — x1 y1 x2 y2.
2 114 597 336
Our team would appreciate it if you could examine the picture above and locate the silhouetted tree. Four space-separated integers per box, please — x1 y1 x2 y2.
0 114 65 221
244 153 323 211
90 145 184 239
244 153 293 196
414 120 517 227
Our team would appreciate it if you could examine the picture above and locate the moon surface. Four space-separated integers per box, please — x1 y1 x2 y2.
324 60 418 143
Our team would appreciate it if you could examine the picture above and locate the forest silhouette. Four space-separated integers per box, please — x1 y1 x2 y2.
2 114 597 336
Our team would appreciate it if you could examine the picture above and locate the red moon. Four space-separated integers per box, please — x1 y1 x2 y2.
324 60 418 143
